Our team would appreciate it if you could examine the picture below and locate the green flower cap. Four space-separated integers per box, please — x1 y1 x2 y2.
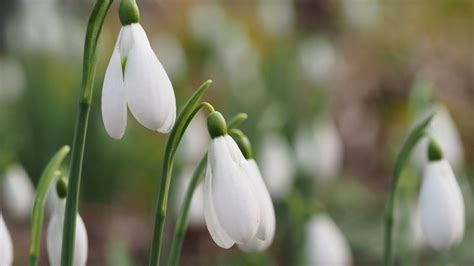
56 175 68 199
207 111 227 138
428 137 443 162
119 0 140 26
230 129 253 160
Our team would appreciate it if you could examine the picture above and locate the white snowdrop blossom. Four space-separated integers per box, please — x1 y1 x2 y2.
413 104 464 170
306 214 353 266
47 200 88 266
340 0 379 31
237 159 276 252
258 0 295 37
174 167 205 228
2 164 35 219
101 23 176 139
418 159 465 251
298 37 338 86
295 119 343 182
259 134 295 200
179 112 209 164
0 214 13 266
204 135 260 249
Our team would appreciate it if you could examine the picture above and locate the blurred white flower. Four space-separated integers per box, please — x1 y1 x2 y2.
0 57 26 101
179 112 209 164
174 166 205 228
47 199 88 266
188 3 228 45
259 134 295 200
238 159 276 252
409 205 426 250
0 214 14 266
2 164 35 220
258 0 295 37
418 159 465 251
7 0 84 58
412 104 464 170
101 23 176 139
298 37 338 86
204 135 260 249
294 118 343 182
340 0 379 31
152 33 187 81
306 214 353 266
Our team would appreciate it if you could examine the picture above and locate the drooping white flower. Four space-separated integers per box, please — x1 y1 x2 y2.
259 134 295 200
258 0 295 37
412 104 464 170
47 200 88 266
101 23 176 139
306 214 353 266
179 112 209 164
204 135 260 249
0 214 14 266
2 164 35 219
174 166 205 228
294 118 343 182
298 37 338 86
418 159 465 251
237 159 276 252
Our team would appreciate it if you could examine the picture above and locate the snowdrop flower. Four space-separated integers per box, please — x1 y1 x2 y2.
418 139 465 251
259 134 295 200
174 167 205 228
47 178 88 266
298 37 338 86
306 214 353 266
179 112 209 164
412 104 464 170
340 0 379 31
258 0 295 37
231 130 276 252
0 214 13 266
203 112 261 249
101 0 175 139
2 164 35 219
294 118 343 182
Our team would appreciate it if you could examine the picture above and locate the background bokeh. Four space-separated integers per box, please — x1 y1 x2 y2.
0 0 473 265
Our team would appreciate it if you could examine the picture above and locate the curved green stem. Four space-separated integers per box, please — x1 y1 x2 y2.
167 155 207 266
61 1 113 265
383 112 435 266
29 146 70 266
148 80 212 266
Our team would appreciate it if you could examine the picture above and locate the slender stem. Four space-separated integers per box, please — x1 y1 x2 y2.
166 113 247 265
148 81 212 266
29 146 70 266
167 155 207 266
61 1 113 265
383 112 435 266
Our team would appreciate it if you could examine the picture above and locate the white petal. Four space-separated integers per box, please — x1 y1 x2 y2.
124 23 176 133
2 164 35 219
47 200 88 266
0 214 14 266
246 160 275 242
306 215 353 266
101 33 127 139
208 136 260 244
419 160 465 251
203 163 234 248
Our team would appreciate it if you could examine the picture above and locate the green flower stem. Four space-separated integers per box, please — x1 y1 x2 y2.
167 155 207 266
383 113 435 266
61 1 113 265
167 114 248 266
148 80 212 266
29 146 70 266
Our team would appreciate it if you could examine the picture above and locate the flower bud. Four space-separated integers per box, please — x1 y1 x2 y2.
207 111 227 139
119 0 140 26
